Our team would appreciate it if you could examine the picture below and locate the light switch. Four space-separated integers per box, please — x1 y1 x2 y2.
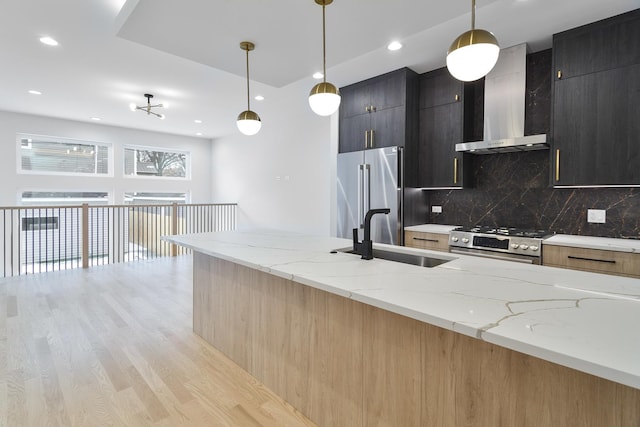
587 209 606 223
432 205 443 214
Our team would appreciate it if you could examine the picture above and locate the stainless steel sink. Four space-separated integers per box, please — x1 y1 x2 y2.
333 247 453 268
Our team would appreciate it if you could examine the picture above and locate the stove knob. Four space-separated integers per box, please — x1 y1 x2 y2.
530 245 539 251
511 243 519 249
451 236 459 242
520 244 529 250
462 238 470 243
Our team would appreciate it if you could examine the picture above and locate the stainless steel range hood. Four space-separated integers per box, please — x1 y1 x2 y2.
455 44 548 154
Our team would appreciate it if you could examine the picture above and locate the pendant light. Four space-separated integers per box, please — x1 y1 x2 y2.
237 41 262 136
309 0 341 116
446 0 500 82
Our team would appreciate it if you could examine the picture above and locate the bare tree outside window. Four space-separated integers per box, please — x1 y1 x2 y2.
124 147 189 178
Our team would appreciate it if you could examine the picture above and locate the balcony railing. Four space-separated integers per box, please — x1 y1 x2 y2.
0 203 237 277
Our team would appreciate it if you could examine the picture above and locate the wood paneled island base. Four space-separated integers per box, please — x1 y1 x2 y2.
193 252 640 427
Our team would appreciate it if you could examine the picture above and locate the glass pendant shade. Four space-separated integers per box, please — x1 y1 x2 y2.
447 29 499 81
236 110 262 136
309 82 341 116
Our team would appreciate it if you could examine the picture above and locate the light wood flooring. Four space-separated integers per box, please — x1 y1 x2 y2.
0 257 317 427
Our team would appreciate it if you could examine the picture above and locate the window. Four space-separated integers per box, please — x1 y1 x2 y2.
21 191 110 206
19 134 111 176
124 146 189 178
124 192 188 204
22 217 59 231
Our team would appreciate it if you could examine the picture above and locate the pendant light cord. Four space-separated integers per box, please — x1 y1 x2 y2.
471 0 476 30
322 3 327 83
245 48 251 110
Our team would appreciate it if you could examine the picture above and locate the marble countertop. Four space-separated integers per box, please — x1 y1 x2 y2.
544 234 640 253
165 230 640 390
404 224 460 234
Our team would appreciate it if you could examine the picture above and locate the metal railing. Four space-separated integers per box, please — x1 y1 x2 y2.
0 203 237 277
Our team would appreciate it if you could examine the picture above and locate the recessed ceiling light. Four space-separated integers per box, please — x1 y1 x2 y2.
91 117 101 121
312 72 324 79
39 36 59 46
254 95 265 101
28 90 42 95
196 132 203 136
387 41 403 51
194 119 202 124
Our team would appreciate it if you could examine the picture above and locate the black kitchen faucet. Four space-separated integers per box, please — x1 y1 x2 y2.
352 208 390 260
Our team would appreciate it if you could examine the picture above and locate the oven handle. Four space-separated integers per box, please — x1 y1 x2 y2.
449 248 536 264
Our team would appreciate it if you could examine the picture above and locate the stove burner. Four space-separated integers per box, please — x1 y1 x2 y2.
453 226 552 239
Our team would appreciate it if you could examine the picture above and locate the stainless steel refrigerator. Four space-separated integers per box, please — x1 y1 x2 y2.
337 146 403 245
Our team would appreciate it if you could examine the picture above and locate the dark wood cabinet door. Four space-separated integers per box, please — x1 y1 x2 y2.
340 85 371 119
370 106 406 149
418 103 464 188
552 64 640 186
553 9 640 80
339 114 371 153
369 72 406 111
419 69 463 109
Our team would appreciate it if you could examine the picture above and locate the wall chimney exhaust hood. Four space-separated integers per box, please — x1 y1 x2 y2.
456 44 548 154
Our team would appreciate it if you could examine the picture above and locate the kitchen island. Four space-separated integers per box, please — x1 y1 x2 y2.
166 230 640 427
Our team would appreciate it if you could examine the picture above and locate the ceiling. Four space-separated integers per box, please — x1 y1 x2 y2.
0 0 637 140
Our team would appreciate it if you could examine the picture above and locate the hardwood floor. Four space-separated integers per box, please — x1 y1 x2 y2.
0 257 317 427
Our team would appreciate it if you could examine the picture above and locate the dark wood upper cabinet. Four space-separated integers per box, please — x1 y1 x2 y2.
551 9 640 186
417 68 466 188
338 68 418 154
553 9 640 80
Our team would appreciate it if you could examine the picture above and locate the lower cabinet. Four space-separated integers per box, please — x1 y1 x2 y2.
542 245 640 278
405 230 450 252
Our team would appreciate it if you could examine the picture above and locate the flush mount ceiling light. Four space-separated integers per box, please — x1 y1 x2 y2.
309 0 341 116
129 93 165 119
39 36 59 46
236 41 262 136
446 0 500 82
387 41 403 51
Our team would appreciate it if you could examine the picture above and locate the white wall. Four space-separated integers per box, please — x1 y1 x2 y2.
211 80 338 236
0 110 212 205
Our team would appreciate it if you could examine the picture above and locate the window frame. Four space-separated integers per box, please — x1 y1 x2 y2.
123 144 191 180
17 133 113 177
19 190 112 206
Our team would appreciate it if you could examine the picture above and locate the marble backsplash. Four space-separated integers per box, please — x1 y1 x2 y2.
426 150 640 239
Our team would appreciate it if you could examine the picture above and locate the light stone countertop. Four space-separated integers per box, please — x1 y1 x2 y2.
165 229 640 390
404 224 460 234
544 234 640 253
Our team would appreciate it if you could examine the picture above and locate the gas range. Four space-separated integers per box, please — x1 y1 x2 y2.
449 226 554 264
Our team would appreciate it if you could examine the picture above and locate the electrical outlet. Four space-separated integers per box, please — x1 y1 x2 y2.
587 209 606 224
432 205 442 214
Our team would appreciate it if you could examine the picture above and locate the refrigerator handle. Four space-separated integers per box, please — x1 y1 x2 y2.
364 163 371 214
358 164 364 229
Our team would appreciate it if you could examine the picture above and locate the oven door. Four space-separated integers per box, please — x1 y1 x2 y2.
449 247 541 264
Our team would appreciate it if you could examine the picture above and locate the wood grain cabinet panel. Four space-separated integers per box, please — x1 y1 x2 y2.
194 254 640 427
338 68 418 154
417 67 466 188
404 230 450 252
551 9 640 186
542 245 640 278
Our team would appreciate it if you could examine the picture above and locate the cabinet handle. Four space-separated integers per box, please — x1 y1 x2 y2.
555 149 560 182
567 255 616 264
370 130 375 148
365 106 370 113
454 94 460 102
413 237 439 243
453 157 459 184
372 105 376 112
557 70 562 79
364 130 369 148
